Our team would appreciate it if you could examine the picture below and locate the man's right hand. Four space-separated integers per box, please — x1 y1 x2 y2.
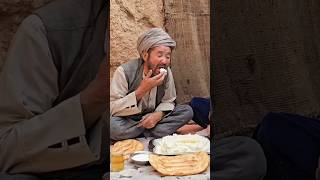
135 70 165 101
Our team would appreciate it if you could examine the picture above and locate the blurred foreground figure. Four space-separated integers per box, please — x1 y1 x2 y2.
0 0 108 179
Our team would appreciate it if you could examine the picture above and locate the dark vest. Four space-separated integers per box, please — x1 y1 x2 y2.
34 0 108 105
121 58 167 111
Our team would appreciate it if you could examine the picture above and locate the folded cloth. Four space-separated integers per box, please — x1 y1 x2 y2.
189 97 211 128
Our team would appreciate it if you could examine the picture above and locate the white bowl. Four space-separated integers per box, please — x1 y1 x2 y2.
130 151 150 165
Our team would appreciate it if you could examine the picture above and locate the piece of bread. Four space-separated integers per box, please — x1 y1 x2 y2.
110 139 144 159
149 151 210 176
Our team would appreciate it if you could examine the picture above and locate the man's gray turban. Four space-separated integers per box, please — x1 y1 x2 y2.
137 28 176 57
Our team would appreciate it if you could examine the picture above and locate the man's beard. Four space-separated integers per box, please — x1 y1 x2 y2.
146 57 165 77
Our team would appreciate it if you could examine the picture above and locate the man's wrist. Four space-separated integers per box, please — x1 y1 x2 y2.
135 87 146 101
154 111 165 119
155 110 170 117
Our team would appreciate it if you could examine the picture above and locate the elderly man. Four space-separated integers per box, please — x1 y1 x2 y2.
110 28 193 140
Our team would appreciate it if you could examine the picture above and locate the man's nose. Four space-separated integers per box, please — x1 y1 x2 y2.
160 58 170 65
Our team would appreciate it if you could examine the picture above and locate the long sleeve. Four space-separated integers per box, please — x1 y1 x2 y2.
110 66 177 116
155 67 176 112
0 15 97 173
110 66 141 116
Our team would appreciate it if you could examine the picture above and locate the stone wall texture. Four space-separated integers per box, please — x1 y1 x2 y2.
164 0 210 103
0 0 53 72
212 0 320 136
110 0 165 78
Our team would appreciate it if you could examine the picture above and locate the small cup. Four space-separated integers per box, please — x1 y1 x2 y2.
110 152 124 172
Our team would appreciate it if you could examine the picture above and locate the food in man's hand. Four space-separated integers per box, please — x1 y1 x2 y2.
149 151 210 176
111 139 144 159
153 134 210 155
160 68 167 76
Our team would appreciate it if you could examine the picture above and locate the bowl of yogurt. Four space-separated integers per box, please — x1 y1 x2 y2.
129 151 150 165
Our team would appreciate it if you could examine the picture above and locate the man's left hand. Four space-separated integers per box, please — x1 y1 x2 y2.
138 111 164 129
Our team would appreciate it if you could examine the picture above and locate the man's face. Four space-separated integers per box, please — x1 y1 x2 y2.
144 45 172 76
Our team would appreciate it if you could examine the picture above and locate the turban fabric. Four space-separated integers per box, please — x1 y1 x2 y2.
137 28 176 57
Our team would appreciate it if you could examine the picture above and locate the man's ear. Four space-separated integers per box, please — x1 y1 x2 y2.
142 51 148 61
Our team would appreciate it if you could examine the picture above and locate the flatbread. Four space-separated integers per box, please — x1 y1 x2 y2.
111 139 144 159
149 151 210 176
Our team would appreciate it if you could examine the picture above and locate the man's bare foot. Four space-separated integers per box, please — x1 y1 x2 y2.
176 124 204 134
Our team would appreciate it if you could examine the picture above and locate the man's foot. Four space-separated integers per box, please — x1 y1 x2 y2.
176 124 204 134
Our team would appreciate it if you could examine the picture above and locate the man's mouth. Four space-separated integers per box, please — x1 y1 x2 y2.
157 65 166 69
